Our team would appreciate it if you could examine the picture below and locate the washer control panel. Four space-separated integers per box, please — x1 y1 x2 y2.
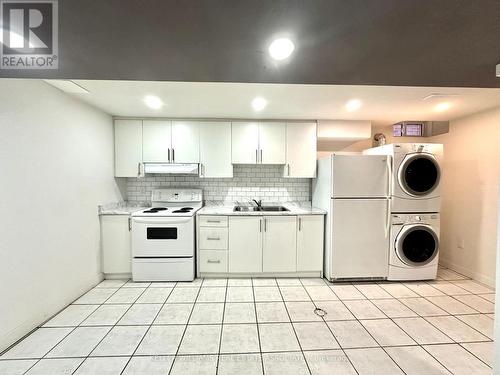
392 213 439 225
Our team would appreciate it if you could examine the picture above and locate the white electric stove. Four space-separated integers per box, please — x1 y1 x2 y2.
131 188 202 281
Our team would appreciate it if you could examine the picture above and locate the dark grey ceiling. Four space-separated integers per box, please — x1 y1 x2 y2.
2 0 500 87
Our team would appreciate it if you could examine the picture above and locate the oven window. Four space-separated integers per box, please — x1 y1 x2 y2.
147 227 178 240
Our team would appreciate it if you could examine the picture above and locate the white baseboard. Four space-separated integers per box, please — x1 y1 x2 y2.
439 257 495 288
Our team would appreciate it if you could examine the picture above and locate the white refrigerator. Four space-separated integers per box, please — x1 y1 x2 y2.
312 154 391 281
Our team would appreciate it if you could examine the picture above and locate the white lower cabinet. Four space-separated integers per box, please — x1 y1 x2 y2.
297 215 324 271
199 227 228 250
198 214 324 276
263 216 297 272
199 250 228 273
228 216 263 272
101 215 132 275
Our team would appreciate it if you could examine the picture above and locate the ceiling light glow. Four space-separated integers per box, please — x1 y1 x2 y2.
345 99 362 112
434 102 452 112
252 97 268 111
268 38 295 60
143 95 163 109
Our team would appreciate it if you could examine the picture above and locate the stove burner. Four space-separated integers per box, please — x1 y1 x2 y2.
182 207 193 210
172 209 193 213
143 207 168 213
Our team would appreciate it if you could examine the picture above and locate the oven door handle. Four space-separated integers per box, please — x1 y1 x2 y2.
132 217 193 225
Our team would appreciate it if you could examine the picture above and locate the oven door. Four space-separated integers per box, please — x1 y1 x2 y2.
131 216 194 257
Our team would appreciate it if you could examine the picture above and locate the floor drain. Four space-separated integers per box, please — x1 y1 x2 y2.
314 308 327 317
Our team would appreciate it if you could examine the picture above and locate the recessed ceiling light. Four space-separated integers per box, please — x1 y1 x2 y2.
268 38 295 60
345 99 362 112
434 102 452 112
143 95 163 109
252 97 268 111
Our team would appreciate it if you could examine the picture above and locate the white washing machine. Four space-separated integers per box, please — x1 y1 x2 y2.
364 143 443 213
388 213 439 281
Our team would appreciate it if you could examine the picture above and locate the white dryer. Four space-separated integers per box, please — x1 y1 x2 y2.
388 213 439 281
364 143 443 213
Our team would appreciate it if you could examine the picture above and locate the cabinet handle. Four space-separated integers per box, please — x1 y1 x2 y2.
128 217 132 231
168 148 171 162
207 220 221 223
256 149 258 164
260 219 262 232
288 164 291 176
207 259 221 264
172 149 175 162
298 217 302 231
207 237 220 241
264 218 267 232
260 149 263 163
137 162 142 177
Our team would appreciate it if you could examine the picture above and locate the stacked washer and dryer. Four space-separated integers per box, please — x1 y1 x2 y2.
364 144 443 280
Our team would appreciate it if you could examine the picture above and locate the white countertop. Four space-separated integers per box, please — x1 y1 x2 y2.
98 202 148 215
197 201 326 216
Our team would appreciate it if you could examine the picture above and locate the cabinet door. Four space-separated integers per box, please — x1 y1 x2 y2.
114 120 143 177
101 215 132 274
297 215 324 272
171 121 200 163
231 122 259 164
285 122 317 178
200 122 233 177
228 216 262 272
263 216 297 272
143 120 171 163
259 122 286 164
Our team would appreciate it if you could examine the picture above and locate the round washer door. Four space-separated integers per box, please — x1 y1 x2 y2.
396 224 439 267
398 153 440 196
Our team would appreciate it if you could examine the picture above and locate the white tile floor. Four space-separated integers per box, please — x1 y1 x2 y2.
0 267 494 374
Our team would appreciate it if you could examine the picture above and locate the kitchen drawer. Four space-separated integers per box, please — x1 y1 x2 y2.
198 215 228 227
199 227 228 250
199 250 228 273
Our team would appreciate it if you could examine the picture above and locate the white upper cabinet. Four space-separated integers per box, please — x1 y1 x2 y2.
199 122 232 177
171 121 200 163
115 119 143 177
142 120 171 163
231 122 259 164
285 122 317 178
259 122 286 164
231 121 286 164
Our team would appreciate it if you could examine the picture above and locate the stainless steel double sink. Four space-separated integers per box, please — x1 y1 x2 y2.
233 205 289 212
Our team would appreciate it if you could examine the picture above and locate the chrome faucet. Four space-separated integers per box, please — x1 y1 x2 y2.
252 199 262 207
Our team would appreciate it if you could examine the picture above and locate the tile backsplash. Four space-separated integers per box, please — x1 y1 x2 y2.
126 165 311 203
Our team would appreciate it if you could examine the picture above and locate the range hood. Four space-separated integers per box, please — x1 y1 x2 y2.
143 163 199 175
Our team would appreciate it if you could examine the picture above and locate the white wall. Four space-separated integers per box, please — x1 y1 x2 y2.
432 106 500 286
0 79 123 351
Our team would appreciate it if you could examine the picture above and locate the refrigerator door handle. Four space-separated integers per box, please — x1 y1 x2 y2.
386 155 392 197
384 199 391 238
